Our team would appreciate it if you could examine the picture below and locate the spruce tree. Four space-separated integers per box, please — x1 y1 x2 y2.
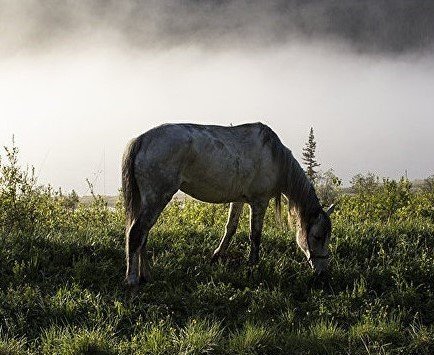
302 127 320 183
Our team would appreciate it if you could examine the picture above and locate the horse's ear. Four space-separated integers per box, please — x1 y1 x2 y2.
326 204 336 216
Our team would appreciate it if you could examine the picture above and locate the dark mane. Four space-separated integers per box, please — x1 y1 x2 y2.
259 124 322 226
259 124 290 188
286 154 322 227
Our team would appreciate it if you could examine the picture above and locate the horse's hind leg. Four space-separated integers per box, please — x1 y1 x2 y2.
248 199 268 266
126 192 175 286
125 214 147 286
211 202 243 262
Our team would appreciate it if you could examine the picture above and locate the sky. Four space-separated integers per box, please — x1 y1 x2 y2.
1 1 434 195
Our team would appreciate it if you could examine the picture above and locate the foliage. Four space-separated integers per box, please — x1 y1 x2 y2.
1 143 434 354
350 172 381 194
315 169 342 207
338 175 434 223
302 127 320 183
422 174 434 193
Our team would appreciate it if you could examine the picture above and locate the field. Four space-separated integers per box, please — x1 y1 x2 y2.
1 146 434 354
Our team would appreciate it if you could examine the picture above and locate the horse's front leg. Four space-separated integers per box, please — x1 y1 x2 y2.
211 202 243 262
248 199 268 266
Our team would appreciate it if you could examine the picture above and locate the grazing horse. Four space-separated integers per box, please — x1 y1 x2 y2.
122 123 334 286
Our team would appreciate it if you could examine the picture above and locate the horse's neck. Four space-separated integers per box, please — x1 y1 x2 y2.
284 153 321 225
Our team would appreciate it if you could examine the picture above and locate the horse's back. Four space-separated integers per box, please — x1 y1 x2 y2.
137 122 267 162
133 123 283 202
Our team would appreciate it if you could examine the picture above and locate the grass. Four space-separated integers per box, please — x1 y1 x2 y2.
1 199 434 354
1 146 434 353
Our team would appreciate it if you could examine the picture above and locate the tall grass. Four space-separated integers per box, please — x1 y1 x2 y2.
1 143 434 353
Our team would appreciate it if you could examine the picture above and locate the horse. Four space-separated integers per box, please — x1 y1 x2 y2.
122 122 334 286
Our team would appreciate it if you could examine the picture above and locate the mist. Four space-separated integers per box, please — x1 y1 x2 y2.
1 1 434 195
2 1 434 55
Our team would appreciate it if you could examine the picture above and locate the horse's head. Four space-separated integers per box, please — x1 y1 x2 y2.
296 204 335 275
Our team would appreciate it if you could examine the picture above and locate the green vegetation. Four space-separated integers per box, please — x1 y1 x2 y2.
302 127 320 183
1 143 434 354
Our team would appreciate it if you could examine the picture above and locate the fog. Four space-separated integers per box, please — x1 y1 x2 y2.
2 1 434 55
1 1 434 195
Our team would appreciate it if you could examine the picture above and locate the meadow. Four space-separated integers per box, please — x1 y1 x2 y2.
1 144 434 354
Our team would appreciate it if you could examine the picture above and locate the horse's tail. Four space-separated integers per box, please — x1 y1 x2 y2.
122 135 143 232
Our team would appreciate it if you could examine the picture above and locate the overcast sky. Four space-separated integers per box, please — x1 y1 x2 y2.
1 1 434 195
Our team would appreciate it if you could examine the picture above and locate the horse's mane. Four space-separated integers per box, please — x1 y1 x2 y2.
260 124 322 227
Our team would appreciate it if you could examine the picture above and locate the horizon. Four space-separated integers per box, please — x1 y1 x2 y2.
1 1 434 195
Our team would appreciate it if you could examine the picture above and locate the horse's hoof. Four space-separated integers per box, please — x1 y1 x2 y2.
210 252 221 264
139 275 150 284
247 263 259 280
125 276 140 287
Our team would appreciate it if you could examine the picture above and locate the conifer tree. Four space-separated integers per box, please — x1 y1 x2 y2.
302 127 320 182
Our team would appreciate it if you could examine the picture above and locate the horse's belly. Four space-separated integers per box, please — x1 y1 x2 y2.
179 178 245 203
